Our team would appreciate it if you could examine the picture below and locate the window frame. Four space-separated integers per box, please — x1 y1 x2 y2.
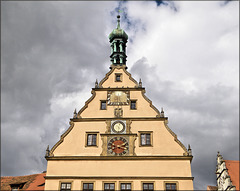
115 73 122 82
103 182 116 191
100 100 107 110
85 132 99 147
142 182 154 191
59 182 72 191
164 181 178 191
130 100 137 110
119 182 132 191
139 131 153 147
82 182 94 191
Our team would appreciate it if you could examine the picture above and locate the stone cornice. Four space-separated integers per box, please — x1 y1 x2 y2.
45 155 193 161
92 87 145 91
71 117 168 122
45 176 194 180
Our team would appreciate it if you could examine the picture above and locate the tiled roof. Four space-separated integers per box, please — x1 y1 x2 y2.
207 185 217 190
225 160 240 190
1 172 45 191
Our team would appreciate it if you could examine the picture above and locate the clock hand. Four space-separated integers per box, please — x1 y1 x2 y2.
120 142 127 146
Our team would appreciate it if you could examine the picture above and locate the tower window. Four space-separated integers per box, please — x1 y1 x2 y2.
165 183 177 191
139 132 153 146
104 183 115 191
83 183 93 191
143 183 154 191
121 183 131 191
130 100 137 110
60 183 71 191
100 101 107 110
115 73 122 82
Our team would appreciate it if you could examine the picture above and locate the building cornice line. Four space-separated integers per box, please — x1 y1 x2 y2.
92 87 145 91
45 176 194 180
71 117 168 122
46 155 193 161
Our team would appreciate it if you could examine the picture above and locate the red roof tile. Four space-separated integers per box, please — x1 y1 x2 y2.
225 160 240 190
1 172 45 191
207 185 217 190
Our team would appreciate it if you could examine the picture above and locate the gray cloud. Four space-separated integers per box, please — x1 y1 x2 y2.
1 1 239 190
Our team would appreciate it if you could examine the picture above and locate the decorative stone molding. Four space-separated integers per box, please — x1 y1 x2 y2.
164 121 188 156
77 90 96 118
141 90 161 117
49 121 75 157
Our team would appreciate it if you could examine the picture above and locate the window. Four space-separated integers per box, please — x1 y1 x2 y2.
83 183 93 191
101 101 107 110
121 183 131 191
115 73 122 82
11 187 19 191
166 183 177 191
130 100 137 110
87 134 97 146
60 183 71 191
143 183 154 191
10 183 25 191
104 183 115 191
140 133 151 146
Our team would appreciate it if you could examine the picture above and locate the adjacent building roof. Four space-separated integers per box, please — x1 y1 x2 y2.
207 185 217 190
1 172 45 191
225 160 240 190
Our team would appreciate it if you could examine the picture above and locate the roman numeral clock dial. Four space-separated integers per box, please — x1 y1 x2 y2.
107 137 129 156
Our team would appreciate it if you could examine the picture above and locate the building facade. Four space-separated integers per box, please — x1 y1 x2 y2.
44 15 194 191
215 152 239 191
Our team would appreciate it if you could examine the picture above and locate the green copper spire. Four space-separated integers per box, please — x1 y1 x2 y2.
109 15 128 66
117 15 120 29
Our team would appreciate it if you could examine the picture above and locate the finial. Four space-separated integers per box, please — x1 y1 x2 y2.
45 145 50 157
160 107 165 117
95 79 99 88
117 15 120 29
73 108 77 118
188 144 192 156
139 78 142 88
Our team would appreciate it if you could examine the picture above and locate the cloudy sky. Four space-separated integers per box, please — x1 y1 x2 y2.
1 1 239 190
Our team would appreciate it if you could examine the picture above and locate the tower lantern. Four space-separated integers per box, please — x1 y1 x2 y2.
108 15 128 66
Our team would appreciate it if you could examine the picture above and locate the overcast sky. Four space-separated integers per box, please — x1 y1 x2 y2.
1 1 239 190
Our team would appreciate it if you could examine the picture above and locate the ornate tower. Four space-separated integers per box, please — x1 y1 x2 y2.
44 15 194 191
109 15 128 66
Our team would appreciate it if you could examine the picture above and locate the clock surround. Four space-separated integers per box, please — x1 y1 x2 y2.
111 120 126 134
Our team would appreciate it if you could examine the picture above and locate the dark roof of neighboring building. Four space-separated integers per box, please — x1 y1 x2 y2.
225 160 240 190
207 185 217 190
1 172 45 191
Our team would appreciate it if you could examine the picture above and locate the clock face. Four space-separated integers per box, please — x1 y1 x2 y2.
107 137 129 156
107 91 129 105
112 121 125 134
